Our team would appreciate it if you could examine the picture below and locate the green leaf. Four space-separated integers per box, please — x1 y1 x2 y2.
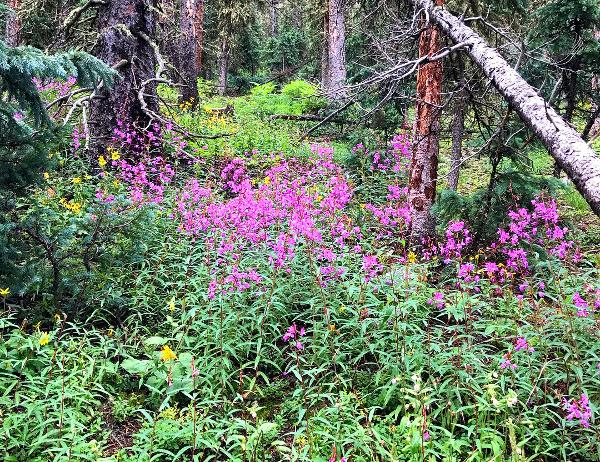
121 358 151 375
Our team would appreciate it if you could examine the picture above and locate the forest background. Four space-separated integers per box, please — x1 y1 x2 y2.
2 0 600 461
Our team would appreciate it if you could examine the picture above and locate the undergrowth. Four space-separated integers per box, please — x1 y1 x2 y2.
1 83 600 462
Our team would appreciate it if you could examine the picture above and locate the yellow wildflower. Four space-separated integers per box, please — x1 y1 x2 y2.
0 287 9 296
169 299 175 312
407 251 417 264
111 151 120 161
161 345 177 362
107 329 114 337
329 324 335 331
72 177 81 184
340 304 345 313
39 332 50 346
43 172 49 180
54 314 61 321
264 176 270 185
98 156 107 167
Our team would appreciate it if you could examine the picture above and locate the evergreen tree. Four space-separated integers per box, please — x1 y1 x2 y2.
0 40 114 290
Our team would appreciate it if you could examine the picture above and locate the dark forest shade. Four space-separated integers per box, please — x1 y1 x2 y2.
88 0 159 157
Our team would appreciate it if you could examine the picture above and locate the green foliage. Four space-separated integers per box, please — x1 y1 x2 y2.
250 81 276 98
434 170 564 245
0 41 116 298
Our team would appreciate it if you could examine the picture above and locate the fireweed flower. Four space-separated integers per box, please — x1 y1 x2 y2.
563 394 593 428
573 291 587 306
515 337 534 353
283 323 306 350
500 354 517 370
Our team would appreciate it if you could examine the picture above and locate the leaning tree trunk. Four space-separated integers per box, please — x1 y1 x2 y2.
412 0 600 217
217 34 229 96
409 17 443 242
4 0 22 46
328 0 347 99
89 0 158 158
179 0 199 107
447 54 466 191
195 0 204 73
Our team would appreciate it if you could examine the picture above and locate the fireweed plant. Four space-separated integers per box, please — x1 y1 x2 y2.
1 94 600 461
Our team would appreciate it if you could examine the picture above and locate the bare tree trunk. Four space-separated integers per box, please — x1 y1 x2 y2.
293 3 302 31
328 0 347 99
159 0 180 80
409 17 443 242
271 0 278 37
321 13 330 91
195 0 204 73
412 0 600 217
180 0 199 107
217 35 230 96
4 0 22 46
447 54 466 191
89 0 158 157
553 60 580 177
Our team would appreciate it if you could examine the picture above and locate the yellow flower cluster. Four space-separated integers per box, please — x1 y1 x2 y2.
39 332 50 346
0 287 9 296
59 198 82 213
99 156 107 167
161 345 177 362
107 147 120 160
201 112 236 131
72 177 81 184
179 98 194 112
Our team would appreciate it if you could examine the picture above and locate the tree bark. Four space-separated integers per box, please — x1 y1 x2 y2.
4 0 22 47
160 0 180 79
447 54 466 191
409 17 443 242
321 13 330 92
327 0 347 99
195 0 204 73
271 0 278 37
179 0 199 107
89 0 158 157
293 3 302 31
411 0 600 217
217 34 230 96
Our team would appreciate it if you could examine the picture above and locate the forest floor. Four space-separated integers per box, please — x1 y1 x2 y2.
2 85 600 462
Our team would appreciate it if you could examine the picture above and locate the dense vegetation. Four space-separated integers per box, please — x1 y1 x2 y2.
2 0 600 461
0 79 599 461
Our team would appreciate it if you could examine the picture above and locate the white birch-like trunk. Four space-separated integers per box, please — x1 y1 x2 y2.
411 0 600 217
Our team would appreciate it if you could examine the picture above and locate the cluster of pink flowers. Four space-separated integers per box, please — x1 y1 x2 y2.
501 337 534 370
283 324 306 350
106 131 416 300
563 393 593 428
427 291 444 309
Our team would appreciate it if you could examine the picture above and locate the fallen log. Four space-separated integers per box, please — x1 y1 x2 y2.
268 114 343 122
